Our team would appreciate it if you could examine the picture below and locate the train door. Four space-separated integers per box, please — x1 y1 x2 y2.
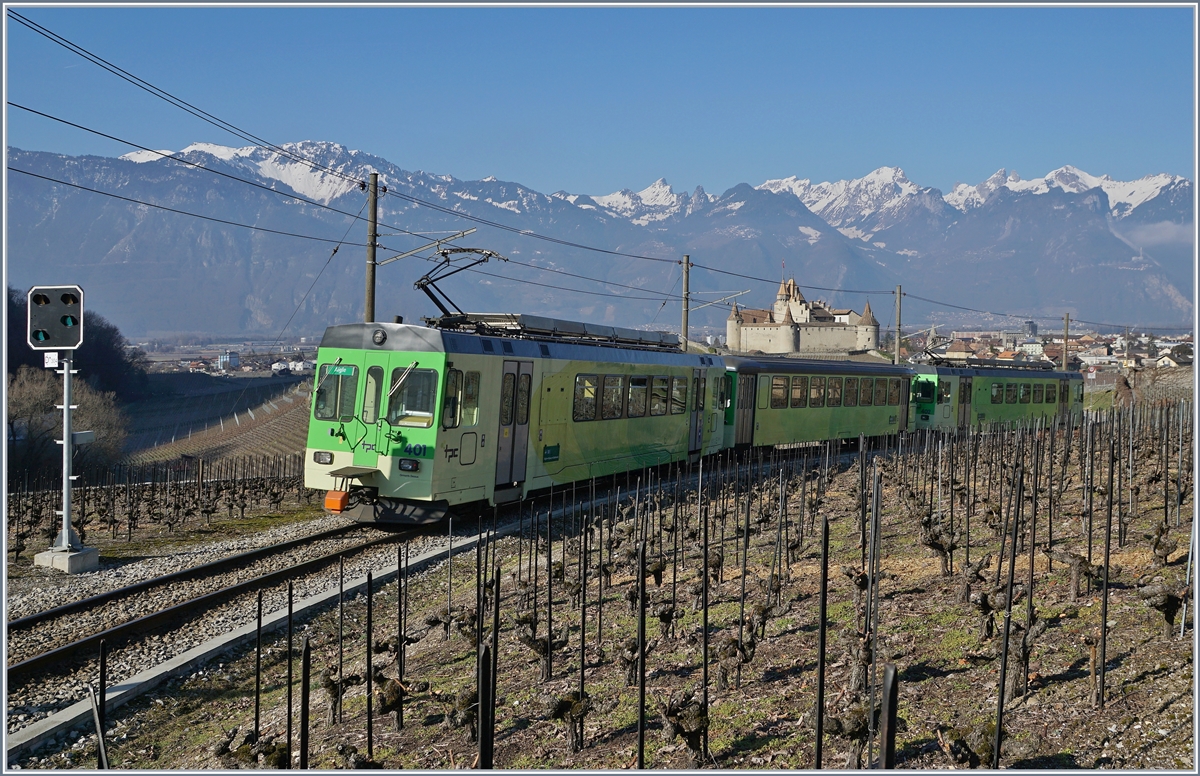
735 374 756 445
1059 379 1070 420
957 377 973 428
354 355 390 468
495 360 534 490
689 368 705 455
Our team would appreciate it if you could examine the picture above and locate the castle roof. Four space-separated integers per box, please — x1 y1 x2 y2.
740 308 775 325
727 301 742 322
859 300 879 327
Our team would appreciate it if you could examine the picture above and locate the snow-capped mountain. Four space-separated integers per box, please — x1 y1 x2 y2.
757 167 953 247
8 141 1193 337
557 178 716 225
945 165 1189 220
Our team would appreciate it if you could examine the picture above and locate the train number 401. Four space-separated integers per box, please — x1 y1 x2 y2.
403 443 428 457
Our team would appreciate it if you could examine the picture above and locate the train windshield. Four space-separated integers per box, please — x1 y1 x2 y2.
314 364 358 421
387 368 439 427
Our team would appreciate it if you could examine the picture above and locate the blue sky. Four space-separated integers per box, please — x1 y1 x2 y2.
4 5 1196 197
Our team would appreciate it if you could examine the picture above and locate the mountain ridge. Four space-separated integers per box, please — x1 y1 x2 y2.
8 141 1193 337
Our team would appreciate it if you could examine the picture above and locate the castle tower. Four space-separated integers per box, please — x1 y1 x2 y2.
857 300 879 351
780 302 799 352
726 302 743 352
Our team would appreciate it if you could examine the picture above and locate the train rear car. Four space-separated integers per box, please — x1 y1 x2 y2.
910 364 1084 430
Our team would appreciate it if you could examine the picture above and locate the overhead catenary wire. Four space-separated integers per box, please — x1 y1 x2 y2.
7 101 432 242
7 10 372 194
9 168 372 247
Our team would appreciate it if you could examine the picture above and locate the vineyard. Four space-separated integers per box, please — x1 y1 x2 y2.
9 399 1194 770
122 373 307 456
6 454 314 563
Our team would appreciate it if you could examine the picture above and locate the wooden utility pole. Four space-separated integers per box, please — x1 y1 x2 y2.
1062 313 1069 372
364 172 379 323
894 284 902 365
681 254 691 352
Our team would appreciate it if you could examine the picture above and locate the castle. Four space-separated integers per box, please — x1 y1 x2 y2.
725 278 879 355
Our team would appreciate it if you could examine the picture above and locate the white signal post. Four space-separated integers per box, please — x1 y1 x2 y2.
28 284 98 573
54 352 82 551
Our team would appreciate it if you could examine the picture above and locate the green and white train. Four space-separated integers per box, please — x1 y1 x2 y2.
304 314 1082 524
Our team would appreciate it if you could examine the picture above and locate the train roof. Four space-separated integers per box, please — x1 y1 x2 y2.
722 355 915 377
913 363 1083 380
318 321 717 368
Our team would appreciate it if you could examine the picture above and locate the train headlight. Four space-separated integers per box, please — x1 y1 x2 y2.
399 458 420 472
372 328 387 345
313 451 333 465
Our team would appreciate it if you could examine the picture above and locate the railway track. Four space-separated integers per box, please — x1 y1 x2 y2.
4 524 422 731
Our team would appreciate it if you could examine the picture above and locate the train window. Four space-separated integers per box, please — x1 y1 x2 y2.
602 375 626 420
500 373 516 426
387 368 438 427
697 377 706 411
1044 383 1056 404
670 377 688 414
461 372 481 427
1032 384 1044 403
315 364 359 421
827 377 843 408
860 378 874 406
650 377 669 416
844 377 858 407
771 376 789 409
937 381 952 405
1005 384 1018 404
991 383 1003 404
791 376 808 408
913 380 935 402
440 368 461 429
573 375 599 422
628 376 649 417
363 366 385 424
517 374 531 425
1018 383 1031 403
1074 383 1083 402
888 378 901 406
809 376 826 408
875 378 889 407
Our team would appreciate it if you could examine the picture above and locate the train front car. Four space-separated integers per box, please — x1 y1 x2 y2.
305 315 727 526
305 322 451 524
911 364 1084 430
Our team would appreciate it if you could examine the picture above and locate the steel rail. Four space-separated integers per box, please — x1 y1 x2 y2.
6 530 406 688
7 523 366 632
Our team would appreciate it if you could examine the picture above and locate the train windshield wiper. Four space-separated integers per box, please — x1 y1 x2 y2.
388 361 420 400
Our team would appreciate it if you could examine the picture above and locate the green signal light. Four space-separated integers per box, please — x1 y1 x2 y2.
61 315 78 327
32 329 49 341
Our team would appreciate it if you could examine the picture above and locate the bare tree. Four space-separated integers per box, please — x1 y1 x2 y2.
7 365 129 480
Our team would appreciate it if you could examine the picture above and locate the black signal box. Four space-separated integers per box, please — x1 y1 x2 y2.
27 285 84 351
